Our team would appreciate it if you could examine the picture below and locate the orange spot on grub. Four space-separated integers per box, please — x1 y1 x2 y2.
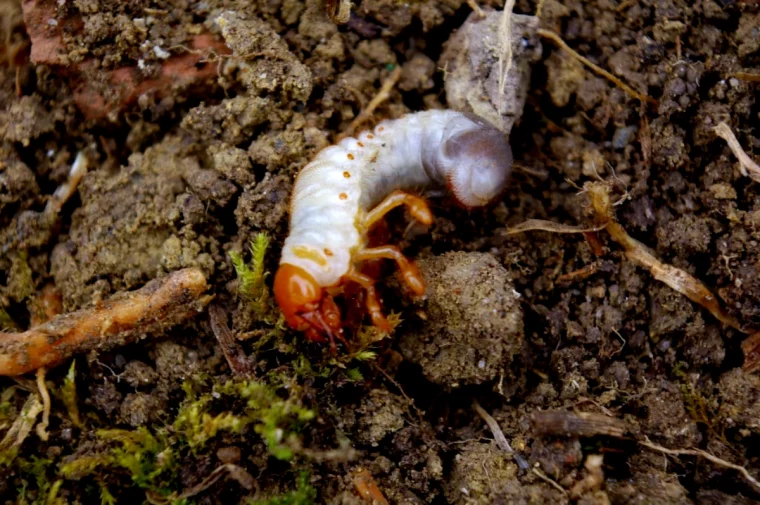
357 141 364 147
324 248 334 256
347 153 355 160
343 171 351 178
291 246 328 266
367 134 374 139
339 192 348 200
377 126 385 132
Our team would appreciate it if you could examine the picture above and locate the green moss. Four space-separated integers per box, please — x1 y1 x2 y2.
98 482 117 505
0 307 17 330
174 379 315 460
61 427 177 498
173 392 246 449
0 385 19 428
231 233 274 320
15 457 66 505
248 472 316 505
60 361 82 428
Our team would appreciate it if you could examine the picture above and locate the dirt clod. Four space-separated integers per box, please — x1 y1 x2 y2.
399 252 523 387
440 10 541 134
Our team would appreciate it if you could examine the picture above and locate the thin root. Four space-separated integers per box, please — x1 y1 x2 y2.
640 439 760 493
45 152 88 216
338 66 402 141
146 464 255 505
531 466 569 496
735 72 760 82
0 268 212 376
353 468 389 505
537 28 658 105
467 0 485 17
35 367 50 441
714 122 760 182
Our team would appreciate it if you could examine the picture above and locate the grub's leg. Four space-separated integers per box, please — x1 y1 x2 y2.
363 190 433 230
344 271 390 331
354 245 425 296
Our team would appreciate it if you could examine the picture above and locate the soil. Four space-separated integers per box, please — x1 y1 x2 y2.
1 0 760 503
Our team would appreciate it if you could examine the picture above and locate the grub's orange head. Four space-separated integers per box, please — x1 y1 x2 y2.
274 263 324 330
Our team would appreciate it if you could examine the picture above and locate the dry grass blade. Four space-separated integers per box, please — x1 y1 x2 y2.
473 400 513 452
473 400 530 469
714 122 760 182
497 0 516 112
537 29 657 105
586 182 744 332
640 439 760 493
621 236 742 330
506 218 607 235
0 394 43 456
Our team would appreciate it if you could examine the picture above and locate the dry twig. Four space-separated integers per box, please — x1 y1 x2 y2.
537 29 657 105
640 439 760 493
0 268 212 376
530 410 627 438
714 122 760 182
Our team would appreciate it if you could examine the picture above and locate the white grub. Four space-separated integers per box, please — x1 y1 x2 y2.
280 110 513 287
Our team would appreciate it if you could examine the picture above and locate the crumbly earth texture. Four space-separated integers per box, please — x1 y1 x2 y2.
1 0 760 503
398 251 523 388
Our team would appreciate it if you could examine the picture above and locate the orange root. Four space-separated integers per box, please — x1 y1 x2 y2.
0 268 211 376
